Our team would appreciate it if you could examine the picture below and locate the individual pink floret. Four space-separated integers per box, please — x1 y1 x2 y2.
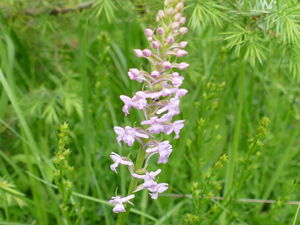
132 169 161 189
149 183 168 199
109 195 135 213
110 152 133 173
114 126 149 146
141 116 167 134
146 141 173 164
164 120 185 139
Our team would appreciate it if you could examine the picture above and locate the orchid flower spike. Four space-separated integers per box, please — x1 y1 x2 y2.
109 0 189 214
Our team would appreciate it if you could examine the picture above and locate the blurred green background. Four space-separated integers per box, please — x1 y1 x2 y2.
0 0 300 224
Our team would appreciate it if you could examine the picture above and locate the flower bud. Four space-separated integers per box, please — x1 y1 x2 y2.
177 49 188 57
172 22 180 30
134 49 143 58
174 13 181 21
167 7 174 16
145 28 153 37
166 36 175 45
152 41 160 49
162 61 171 69
179 27 188 35
179 41 188 48
148 37 153 42
129 68 140 77
165 0 174 6
143 49 152 57
178 62 189 70
175 2 183 12
151 70 160 78
179 17 186 25
157 10 165 21
157 27 164 36
173 72 179 77
172 77 183 87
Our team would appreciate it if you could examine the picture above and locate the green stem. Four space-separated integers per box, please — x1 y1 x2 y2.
116 147 146 225
220 59 246 224
292 200 300 225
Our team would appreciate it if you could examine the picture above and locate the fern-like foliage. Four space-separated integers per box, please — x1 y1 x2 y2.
20 86 83 124
285 45 300 79
267 2 300 46
223 23 270 66
93 0 116 23
188 0 228 30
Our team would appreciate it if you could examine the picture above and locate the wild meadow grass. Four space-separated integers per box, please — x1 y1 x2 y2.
0 0 300 224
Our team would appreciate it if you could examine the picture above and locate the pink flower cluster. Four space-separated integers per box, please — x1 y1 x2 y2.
109 0 188 213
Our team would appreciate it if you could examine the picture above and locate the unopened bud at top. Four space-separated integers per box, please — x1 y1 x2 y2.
152 41 160 49
129 68 140 76
145 29 153 37
172 76 183 87
174 13 181 21
179 27 188 35
166 36 175 45
179 17 186 25
173 72 179 77
165 0 174 6
134 49 143 58
157 10 165 22
143 49 152 57
172 22 180 30
162 61 171 69
151 70 160 78
157 27 164 36
179 41 188 48
175 2 183 12
178 62 189 70
167 7 174 16
177 49 188 57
